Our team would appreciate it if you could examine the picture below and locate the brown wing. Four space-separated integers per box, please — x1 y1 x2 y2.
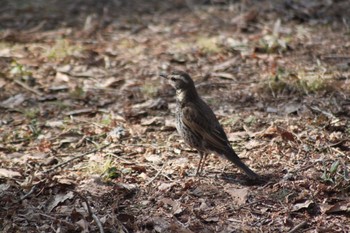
182 103 260 179
181 103 229 153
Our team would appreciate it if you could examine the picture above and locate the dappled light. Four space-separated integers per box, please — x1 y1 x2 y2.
1 0 350 232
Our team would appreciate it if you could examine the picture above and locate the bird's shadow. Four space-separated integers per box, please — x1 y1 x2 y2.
206 171 278 186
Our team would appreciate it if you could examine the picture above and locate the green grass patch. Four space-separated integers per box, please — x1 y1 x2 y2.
46 39 82 60
261 66 335 97
196 36 221 54
141 82 159 98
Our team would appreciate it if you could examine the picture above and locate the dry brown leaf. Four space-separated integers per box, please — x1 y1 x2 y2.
213 57 238 72
100 77 125 88
203 216 220 223
76 219 89 232
141 116 163 126
64 108 97 116
55 72 71 82
244 140 263 150
158 182 176 192
224 187 249 205
324 201 350 214
292 200 314 212
211 72 235 80
0 94 25 108
0 183 10 192
159 198 183 215
45 120 64 128
0 168 21 178
258 125 296 142
54 175 76 185
144 154 163 164
0 78 6 88
47 191 74 212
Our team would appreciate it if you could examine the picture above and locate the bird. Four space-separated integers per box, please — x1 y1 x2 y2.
161 70 260 179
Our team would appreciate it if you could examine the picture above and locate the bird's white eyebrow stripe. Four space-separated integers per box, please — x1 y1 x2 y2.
179 75 188 83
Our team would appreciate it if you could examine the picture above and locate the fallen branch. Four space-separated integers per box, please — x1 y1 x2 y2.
145 163 166 186
288 221 308 233
20 183 38 201
76 192 104 233
107 152 173 181
40 213 77 229
14 79 43 96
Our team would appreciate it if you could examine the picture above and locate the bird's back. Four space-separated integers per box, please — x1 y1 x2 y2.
176 94 231 155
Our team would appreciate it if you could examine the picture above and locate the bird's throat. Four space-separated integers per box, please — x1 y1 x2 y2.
176 88 198 103
176 89 186 102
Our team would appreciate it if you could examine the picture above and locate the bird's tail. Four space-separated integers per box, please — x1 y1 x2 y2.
224 148 260 179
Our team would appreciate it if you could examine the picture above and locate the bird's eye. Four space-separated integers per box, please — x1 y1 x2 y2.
170 77 176 81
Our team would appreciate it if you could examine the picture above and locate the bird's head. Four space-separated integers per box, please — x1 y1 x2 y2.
160 70 195 92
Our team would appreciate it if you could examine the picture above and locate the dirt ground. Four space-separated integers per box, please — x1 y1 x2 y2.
1 0 350 232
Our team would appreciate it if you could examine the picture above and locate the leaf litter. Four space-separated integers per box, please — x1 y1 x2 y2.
0 0 350 232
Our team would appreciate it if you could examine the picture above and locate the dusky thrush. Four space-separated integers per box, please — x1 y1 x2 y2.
161 70 259 179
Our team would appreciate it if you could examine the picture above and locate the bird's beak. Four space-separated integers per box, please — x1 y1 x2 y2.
159 72 168 79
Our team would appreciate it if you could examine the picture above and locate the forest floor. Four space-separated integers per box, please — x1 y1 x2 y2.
1 0 350 232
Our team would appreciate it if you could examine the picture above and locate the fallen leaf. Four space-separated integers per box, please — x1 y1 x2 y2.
0 78 6 88
144 154 163 164
324 201 350 214
55 72 71 82
203 216 219 223
0 168 21 178
76 219 89 232
45 120 64 128
0 183 11 192
159 198 183 215
0 94 25 108
158 182 176 192
47 191 74 212
224 187 249 205
266 106 278 113
100 77 125 88
211 72 235 80
284 103 301 114
64 108 97 116
278 127 296 142
244 140 263 150
292 200 314 212
213 57 238 71
141 117 163 126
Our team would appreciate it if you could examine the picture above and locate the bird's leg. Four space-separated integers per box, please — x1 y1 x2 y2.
221 161 227 174
200 153 208 174
196 152 204 176
196 152 208 176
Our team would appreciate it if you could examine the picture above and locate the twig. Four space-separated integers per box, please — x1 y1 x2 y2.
43 143 111 173
107 152 173 181
308 106 336 119
73 118 105 128
287 221 308 233
106 152 135 165
234 198 277 211
322 55 350 60
145 164 166 186
76 192 104 233
27 21 46 33
330 147 346 156
149 164 173 181
20 183 38 201
13 79 43 96
196 80 259 89
39 213 77 228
